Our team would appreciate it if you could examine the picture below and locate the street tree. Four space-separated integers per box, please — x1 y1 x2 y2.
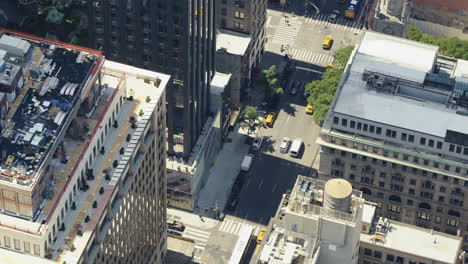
304 47 354 126
262 65 284 102
240 106 259 135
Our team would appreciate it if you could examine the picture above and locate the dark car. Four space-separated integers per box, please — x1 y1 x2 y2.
168 220 185 232
168 230 182 236
328 10 340 23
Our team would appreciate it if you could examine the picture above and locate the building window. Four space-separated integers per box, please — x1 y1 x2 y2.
364 248 372 256
420 137 426 145
234 22 244 29
437 141 442 149
417 211 431 220
341 119 347 127
428 139 434 147
221 8 226 16
447 219 460 228
407 199 413 206
408 134 414 142
14 239 20 250
234 11 244 19
376 127 382 135
24 242 30 253
449 144 455 152
357 122 362 130
34 244 40 255
369 125 375 133
350 121 355 128
4 236 10 248
387 204 400 213
333 117 339 124
456 146 462 154
374 250 382 259
221 19 227 27
363 124 368 131
386 254 394 262
401 133 407 141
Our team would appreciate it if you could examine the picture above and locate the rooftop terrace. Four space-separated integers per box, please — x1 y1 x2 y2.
0 29 101 187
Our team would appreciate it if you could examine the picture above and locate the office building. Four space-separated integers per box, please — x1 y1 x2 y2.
254 176 464 264
88 0 216 159
166 73 230 211
317 31 468 262
0 29 169 264
360 213 464 264
217 0 266 84
255 176 365 264
216 29 251 107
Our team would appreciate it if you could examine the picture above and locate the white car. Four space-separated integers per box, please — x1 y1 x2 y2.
280 137 291 153
252 136 264 150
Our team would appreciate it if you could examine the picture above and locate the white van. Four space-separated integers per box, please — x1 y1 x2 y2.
290 138 304 158
241 154 254 171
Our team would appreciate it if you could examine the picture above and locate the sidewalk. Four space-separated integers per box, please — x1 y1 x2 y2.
194 122 253 219
168 208 219 229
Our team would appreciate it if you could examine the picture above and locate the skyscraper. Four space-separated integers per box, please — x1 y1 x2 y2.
0 29 169 264
88 0 216 159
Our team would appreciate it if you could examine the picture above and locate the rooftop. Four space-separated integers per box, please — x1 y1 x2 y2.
361 217 462 263
376 0 407 23
210 72 231 96
287 176 362 223
0 29 101 187
216 29 251 56
333 31 468 138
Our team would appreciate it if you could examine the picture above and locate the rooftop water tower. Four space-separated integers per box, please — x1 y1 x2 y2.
323 178 353 214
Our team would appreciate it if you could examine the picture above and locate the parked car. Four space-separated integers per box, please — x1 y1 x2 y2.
252 136 264 150
328 10 340 23
241 154 254 172
290 138 304 158
167 220 185 232
265 112 276 127
168 230 182 236
280 137 291 153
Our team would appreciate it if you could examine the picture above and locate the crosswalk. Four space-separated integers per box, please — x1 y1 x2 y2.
272 18 303 46
304 13 363 33
219 218 261 236
290 48 334 66
182 226 211 251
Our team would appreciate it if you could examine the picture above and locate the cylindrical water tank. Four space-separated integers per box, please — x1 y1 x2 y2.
323 179 352 213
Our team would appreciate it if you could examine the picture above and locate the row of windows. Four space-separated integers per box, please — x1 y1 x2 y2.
328 135 468 176
361 247 427 264
0 237 40 255
332 116 468 155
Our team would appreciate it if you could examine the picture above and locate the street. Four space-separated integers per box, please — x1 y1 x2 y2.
168 0 370 262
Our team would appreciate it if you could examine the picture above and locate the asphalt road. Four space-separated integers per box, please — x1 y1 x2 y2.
229 66 322 226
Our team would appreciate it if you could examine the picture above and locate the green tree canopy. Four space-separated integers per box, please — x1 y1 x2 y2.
240 106 259 135
407 25 468 60
305 47 355 126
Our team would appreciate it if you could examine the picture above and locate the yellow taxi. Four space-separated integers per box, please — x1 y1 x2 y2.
326 64 335 70
306 104 314 114
265 112 276 127
322 36 333 49
257 228 267 244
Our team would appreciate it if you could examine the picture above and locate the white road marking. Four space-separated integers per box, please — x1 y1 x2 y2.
272 184 277 192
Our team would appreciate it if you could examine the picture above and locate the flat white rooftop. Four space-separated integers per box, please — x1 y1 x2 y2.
333 31 468 138
216 29 251 56
361 221 462 263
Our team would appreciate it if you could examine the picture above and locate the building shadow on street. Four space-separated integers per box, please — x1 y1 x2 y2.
223 153 313 225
